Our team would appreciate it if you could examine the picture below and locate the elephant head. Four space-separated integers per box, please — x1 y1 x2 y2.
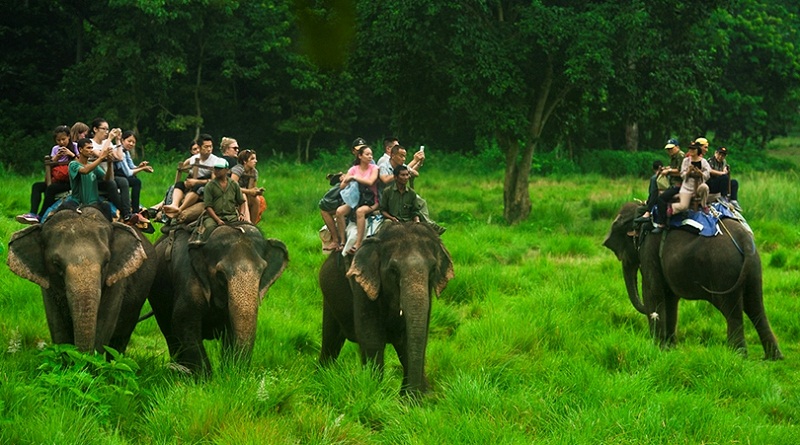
602 202 647 315
187 223 288 363
346 221 454 394
7 206 150 352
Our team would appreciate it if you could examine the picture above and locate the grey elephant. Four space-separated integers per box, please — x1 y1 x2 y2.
148 223 288 375
603 202 782 359
319 221 454 395
6 205 156 353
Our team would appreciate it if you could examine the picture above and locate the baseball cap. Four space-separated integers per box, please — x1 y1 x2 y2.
667 138 679 146
214 159 229 169
664 143 676 150
352 137 367 147
717 147 728 155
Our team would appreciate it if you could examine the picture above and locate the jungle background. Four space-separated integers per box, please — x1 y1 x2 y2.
1 0 799 223
2 1 800 443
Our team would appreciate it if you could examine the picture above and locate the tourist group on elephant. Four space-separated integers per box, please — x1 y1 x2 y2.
6 126 783 398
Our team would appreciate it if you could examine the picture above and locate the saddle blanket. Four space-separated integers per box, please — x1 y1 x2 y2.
667 201 750 237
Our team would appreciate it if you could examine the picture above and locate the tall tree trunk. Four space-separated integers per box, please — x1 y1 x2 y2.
296 134 302 163
304 133 314 163
502 136 533 224
625 121 639 152
192 40 206 141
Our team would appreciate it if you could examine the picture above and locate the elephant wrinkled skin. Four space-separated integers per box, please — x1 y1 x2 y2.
603 202 782 360
7 206 156 354
319 221 454 395
149 223 288 375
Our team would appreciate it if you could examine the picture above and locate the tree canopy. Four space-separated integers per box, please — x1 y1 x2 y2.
2 0 798 222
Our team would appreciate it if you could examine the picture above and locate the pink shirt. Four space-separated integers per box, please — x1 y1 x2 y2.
348 163 379 205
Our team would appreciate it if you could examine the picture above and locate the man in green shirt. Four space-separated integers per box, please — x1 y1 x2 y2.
380 165 421 223
192 159 246 244
68 137 140 224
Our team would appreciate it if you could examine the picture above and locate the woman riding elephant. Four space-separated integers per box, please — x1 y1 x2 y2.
319 221 454 396
7 205 156 353
603 201 782 360
148 222 288 375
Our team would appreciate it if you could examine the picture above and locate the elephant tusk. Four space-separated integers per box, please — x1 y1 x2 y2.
650 312 659 321
399 309 403 316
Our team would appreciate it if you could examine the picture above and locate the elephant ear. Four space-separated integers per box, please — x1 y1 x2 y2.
107 222 148 287
259 238 289 299
432 241 455 297
7 225 49 288
346 237 381 300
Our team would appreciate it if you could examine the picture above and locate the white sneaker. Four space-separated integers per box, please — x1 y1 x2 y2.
16 213 40 224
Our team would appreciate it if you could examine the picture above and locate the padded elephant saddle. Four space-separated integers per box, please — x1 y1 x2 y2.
666 201 750 237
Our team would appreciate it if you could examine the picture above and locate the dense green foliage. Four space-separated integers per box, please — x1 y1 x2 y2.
2 0 799 164
2 149 800 443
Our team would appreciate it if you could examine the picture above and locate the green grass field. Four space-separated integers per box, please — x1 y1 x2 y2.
1 151 799 444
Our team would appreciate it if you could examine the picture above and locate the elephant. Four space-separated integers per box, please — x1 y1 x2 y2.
6 205 156 354
603 202 782 360
319 221 454 395
148 222 288 375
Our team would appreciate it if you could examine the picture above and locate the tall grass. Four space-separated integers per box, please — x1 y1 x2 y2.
2 154 800 444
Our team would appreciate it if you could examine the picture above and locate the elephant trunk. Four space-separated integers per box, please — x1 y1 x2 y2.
65 263 103 352
400 269 432 394
226 269 262 359
623 260 647 315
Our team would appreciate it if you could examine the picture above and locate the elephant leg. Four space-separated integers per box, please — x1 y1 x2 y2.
712 297 747 355
359 346 386 377
664 295 680 347
647 290 670 348
319 302 346 365
42 292 74 345
172 295 212 375
742 289 783 360
108 287 147 354
95 284 126 352
354 297 387 376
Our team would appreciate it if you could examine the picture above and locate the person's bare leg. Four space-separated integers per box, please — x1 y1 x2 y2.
162 188 185 217
177 191 199 213
353 205 370 250
247 195 261 224
321 210 340 250
335 204 351 248
241 195 253 223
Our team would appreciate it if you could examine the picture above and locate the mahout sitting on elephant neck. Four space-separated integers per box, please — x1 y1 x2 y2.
319 220 454 396
149 222 288 376
603 202 783 360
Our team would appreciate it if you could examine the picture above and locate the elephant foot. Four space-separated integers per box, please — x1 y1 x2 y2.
764 347 784 361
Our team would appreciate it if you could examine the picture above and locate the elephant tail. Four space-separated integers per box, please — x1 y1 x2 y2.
138 310 155 323
700 254 749 295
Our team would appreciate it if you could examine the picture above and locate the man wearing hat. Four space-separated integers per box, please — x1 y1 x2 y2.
650 140 685 230
706 146 740 210
192 158 246 244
